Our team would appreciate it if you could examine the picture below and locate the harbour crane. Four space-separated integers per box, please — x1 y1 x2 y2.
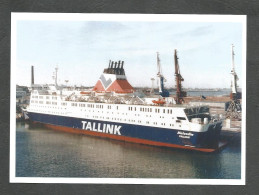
156 52 169 97
226 44 242 119
174 49 186 104
230 44 240 100
150 78 155 93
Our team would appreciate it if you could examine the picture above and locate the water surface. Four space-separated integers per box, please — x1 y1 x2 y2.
16 122 241 179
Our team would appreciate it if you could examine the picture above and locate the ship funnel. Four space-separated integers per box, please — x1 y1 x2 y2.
118 60 121 69
121 61 124 69
31 65 34 86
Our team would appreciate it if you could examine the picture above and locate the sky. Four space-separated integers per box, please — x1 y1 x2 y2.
15 15 244 88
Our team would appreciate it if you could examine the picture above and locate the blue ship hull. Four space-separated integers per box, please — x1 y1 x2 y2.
27 112 222 152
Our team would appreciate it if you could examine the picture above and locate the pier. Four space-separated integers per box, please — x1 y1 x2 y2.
185 95 242 149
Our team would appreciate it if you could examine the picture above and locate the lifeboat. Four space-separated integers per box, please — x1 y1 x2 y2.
80 91 91 95
152 99 166 104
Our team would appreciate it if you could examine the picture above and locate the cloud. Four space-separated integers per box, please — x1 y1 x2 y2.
15 20 243 88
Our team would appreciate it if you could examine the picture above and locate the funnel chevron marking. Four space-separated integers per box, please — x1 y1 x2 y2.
99 74 112 89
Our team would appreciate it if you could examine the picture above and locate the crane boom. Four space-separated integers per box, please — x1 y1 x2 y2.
230 44 240 100
174 49 186 104
156 52 169 97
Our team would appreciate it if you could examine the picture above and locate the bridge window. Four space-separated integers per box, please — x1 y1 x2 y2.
177 117 186 120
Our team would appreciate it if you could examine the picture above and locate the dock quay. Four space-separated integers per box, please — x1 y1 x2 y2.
185 96 242 142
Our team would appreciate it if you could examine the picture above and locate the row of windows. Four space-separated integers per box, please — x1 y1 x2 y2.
30 104 180 120
128 107 137 111
155 108 173 114
128 106 175 114
45 101 57 105
31 99 173 115
30 109 66 115
87 104 94 108
32 95 57 99
29 105 184 128
140 107 152 112
71 103 77 107
96 104 104 109
30 101 180 120
30 105 67 110
83 114 180 127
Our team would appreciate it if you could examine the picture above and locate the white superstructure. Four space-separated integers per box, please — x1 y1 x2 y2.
27 85 214 133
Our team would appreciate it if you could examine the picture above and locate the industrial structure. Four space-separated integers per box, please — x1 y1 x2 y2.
226 44 242 119
156 52 169 97
174 49 186 104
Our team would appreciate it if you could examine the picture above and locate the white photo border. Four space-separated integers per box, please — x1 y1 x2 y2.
10 13 246 185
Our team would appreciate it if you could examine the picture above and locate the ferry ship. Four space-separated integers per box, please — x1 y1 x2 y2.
26 56 222 152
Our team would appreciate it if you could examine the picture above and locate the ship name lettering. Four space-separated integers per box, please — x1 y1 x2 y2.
179 135 191 139
97 123 102 132
177 131 194 137
81 121 121 135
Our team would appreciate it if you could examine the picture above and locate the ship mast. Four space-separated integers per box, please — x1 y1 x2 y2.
31 65 34 87
174 49 186 104
52 65 59 87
